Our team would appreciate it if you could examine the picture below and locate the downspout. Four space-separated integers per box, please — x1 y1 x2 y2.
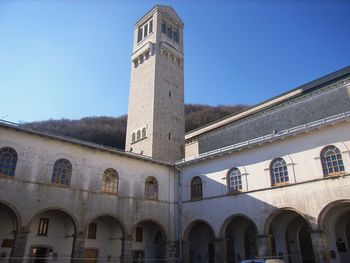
174 165 183 263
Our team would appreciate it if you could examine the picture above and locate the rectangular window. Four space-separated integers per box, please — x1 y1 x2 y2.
137 28 143 43
173 28 179 42
144 24 148 38
161 20 166 34
149 20 153 33
88 223 97 239
1 239 13 248
37 218 49 236
167 24 172 38
136 227 143 242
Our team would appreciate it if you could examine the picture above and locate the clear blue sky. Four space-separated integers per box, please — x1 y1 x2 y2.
1 0 349 123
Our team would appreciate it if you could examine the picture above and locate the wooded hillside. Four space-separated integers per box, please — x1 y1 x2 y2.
22 104 248 149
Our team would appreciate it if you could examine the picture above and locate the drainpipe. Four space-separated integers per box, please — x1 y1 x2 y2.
174 165 183 263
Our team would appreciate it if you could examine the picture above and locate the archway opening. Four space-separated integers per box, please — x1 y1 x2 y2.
186 221 215 263
132 221 166 261
25 209 76 262
224 216 257 262
268 210 314 263
0 203 18 261
320 201 350 263
84 215 125 262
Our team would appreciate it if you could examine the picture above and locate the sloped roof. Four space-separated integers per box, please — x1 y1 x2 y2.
185 66 350 140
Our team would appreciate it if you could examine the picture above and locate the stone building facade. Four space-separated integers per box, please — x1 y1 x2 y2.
1 4 350 263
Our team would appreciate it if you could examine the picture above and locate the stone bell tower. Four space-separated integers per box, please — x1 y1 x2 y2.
125 5 185 163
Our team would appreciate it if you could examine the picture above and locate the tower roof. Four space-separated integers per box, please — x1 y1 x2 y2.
135 5 184 27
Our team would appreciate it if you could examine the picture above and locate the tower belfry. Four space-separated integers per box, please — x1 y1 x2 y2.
125 5 185 162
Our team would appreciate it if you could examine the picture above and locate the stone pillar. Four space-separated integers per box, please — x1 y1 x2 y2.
71 232 85 263
10 228 29 263
121 235 133 262
182 241 190 263
214 238 226 263
255 235 272 257
310 230 330 263
166 241 179 262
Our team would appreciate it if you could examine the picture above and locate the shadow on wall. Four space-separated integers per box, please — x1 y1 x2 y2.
181 174 350 263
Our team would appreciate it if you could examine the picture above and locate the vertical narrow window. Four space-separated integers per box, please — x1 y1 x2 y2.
51 159 72 186
137 28 143 42
149 20 153 33
37 218 49 236
144 24 148 37
101 168 118 194
142 128 146 138
169 91 172 98
161 20 166 34
173 28 179 42
321 145 345 176
132 132 136 143
0 147 18 176
145 176 158 200
191 176 202 200
137 130 141 140
87 223 97 239
167 24 172 38
136 227 143 242
168 133 171 140
227 168 242 192
270 158 289 186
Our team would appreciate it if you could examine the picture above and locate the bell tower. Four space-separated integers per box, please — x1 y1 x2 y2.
125 5 185 162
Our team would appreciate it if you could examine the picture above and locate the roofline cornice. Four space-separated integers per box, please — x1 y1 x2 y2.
0 120 173 167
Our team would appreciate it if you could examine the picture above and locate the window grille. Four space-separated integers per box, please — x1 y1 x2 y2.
145 176 158 200
191 176 202 200
227 168 242 192
321 145 345 176
51 159 72 186
0 147 17 176
270 158 289 186
101 168 118 194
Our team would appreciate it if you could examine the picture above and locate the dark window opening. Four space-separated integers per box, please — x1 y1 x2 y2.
173 28 179 42
136 227 143 242
88 223 97 239
144 24 148 37
161 20 166 34
167 24 172 38
137 28 143 42
149 20 153 33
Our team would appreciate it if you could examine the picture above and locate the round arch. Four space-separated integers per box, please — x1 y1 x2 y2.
263 207 313 235
27 207 79 232
132 218 169 241
317 199 350 230
183 219 216 241
0 200 22 230
219 213 258 239
85 213 126 235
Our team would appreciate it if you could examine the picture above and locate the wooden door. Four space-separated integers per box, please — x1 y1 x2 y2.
83 248 98 263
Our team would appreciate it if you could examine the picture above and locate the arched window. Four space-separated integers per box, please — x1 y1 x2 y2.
137 130 141 140
132 132 136 143
142 127 146 138
227 168 242 192
51 159 72 186
0 147 18 176
191 176 202 200
145 176 158 200
321 145 345 176
101 168 118 194
270 158 289 186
